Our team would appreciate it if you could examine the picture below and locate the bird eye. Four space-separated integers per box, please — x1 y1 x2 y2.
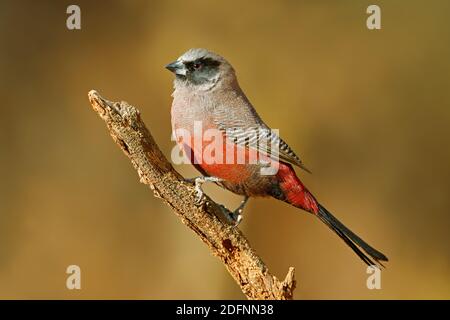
193 62 202 70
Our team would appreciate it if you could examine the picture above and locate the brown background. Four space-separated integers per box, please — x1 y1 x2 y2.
0 0 449 299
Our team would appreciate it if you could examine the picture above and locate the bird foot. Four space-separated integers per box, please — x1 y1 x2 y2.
228 211 243 226
186 176 223 204
186 177 248 226
228 196 248 226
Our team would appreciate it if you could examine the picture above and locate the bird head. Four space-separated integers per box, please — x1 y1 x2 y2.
165 48 235 90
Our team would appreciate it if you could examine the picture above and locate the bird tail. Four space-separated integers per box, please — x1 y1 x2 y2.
276 163 388 266
317 204 388 267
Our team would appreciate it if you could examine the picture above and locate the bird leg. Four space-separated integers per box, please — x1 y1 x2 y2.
186 176 223 204
229 196 249 226
186 176 248 226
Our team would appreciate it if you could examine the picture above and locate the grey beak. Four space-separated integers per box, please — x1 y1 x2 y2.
165 60 186 76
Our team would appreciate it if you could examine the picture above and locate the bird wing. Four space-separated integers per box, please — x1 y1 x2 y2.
217 122 311 173
212 100 311 173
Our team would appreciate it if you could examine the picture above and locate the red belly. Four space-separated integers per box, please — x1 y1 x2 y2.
178 134 270 183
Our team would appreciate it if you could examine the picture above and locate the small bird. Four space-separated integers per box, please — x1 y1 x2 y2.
166 48 388 266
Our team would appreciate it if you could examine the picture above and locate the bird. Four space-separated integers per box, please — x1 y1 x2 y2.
165 48 388 267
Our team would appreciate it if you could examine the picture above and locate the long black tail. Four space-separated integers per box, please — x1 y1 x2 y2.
317 204 388 266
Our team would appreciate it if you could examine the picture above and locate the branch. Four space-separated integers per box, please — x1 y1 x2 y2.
88 90 296 300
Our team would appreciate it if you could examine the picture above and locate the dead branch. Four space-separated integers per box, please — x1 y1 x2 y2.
87 90 296 300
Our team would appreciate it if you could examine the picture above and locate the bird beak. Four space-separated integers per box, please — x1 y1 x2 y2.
165 60 186 76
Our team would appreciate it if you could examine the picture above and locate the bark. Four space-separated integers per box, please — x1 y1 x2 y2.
88 90 296 300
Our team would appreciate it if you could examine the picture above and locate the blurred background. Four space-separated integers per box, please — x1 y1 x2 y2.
0 0 449 299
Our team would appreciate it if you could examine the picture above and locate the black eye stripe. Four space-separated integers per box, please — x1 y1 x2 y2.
199 57 221 67
184 57 221 70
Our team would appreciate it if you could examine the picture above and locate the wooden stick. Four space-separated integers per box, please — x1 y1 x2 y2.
88 90 296 300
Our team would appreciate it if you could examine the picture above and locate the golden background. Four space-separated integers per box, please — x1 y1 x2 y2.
0 0 449 299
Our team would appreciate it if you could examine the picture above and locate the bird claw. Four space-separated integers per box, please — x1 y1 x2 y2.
229 196 248 226
229 211 243 226
194 183 204 205
187 177 248 226
188 176 223 205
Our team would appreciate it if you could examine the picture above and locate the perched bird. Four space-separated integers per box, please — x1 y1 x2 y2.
166 48 388 266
